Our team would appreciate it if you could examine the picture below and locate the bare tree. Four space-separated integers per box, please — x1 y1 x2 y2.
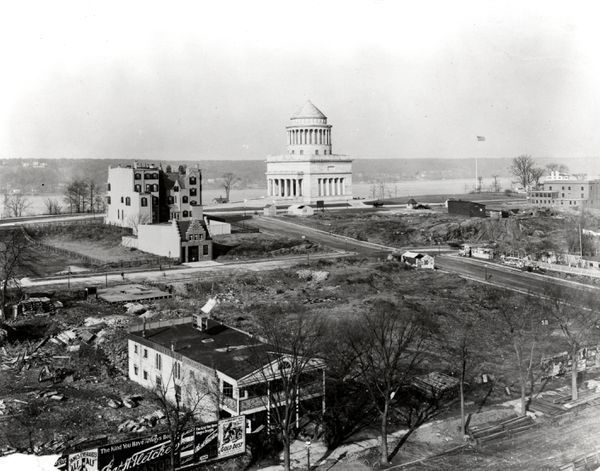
64 179 89 213
44 198 62 215
247 307 325 471
127 214 151 236
530 167 545 189
486 289 548 415
510 155 543 191
439 308 489 437
544 289 600 401
0 230 28 320
492 175 501 193
150 363 217 470
221 173 239 202
342 300 436 465
88 179 101 214
3 193 31 218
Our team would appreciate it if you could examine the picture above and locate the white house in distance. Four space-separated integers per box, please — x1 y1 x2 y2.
266 101 352 204
400 251 435 269
127 315 326 431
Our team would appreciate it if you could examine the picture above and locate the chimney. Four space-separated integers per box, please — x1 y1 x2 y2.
193 314 209 332
170 341 175 351
142 318 147 338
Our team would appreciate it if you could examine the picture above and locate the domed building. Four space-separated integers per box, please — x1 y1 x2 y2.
266 101 352 204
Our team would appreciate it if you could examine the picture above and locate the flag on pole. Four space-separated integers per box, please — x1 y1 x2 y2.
476 136 486 141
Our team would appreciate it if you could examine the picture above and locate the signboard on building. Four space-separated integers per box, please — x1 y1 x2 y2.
69 449 98 471
97 432 171 470
55 417 246 471
217 416 245 458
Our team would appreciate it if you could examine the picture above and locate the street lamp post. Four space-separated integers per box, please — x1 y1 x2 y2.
305 440 311 470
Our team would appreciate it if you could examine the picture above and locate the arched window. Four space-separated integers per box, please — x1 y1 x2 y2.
134 184 141 192
189 177 196 185
182 210 189 217
125 197 131 206
141 197 148 207
190 188 197 196
120 196 124 203
106 196 111 204
173 186 179 192
182 196 188 203
134 173 141 180
153 184 158 192
107 183 111 191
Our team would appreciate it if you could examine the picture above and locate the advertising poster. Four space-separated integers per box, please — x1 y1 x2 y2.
217 416 245 458
97 432 171 471
178 427 196 467
193 422 219 464
68 449 98 471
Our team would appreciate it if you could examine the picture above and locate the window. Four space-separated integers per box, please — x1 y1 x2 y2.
173 186 179 192
562 186 565 190
324 150 327 155
135 173 141 180
121 196 124 203
107 196 111 204
125 197 131 206
152 173 158 179
203 245 209 255
182 196 188 203
190 188 197 196
146 184 152 192
156 375 162 389
168 196 174 204
143 370 148 380
134 344 138 354
134 184 141 192
182 210 189 218
134 365 139 376
582 194 585 198
582 186 585 191
141 197 148 207
173 362 181 380
299 150 304 155
568 186 571 190
549 186 552 190
143 348 148 358
107 183 111 191
155 353 162 370
190 200 197 206
189 177 196 185
223 381 234 398
175 384 182 403
562 193 565 197
153 184 158 192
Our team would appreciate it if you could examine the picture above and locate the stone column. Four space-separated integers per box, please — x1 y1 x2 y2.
298 179 302 197
340 178 344 195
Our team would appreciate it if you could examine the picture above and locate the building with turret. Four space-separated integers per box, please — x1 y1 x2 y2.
266 101 352 204
105 162 202 228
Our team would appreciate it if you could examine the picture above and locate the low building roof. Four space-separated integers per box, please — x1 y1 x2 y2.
129 319 272 381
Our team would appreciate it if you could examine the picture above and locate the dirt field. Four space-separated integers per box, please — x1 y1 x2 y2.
283 206 600 258
212 232 326 260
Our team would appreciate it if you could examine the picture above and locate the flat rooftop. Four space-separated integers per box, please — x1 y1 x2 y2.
98 284 172 303
129 319 270 381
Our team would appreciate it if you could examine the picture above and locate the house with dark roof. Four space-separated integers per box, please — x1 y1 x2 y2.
127 316 325 430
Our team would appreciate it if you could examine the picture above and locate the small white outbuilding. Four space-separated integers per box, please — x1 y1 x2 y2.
287 204 315 216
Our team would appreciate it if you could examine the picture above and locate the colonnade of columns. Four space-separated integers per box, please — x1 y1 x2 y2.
267 178 303 197
287 128 331 146
318 177 345 196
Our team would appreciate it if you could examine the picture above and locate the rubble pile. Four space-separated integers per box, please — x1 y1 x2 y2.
296 270 330 282
117 409 165 433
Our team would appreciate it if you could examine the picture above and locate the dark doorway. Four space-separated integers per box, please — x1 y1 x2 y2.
188 245 199 262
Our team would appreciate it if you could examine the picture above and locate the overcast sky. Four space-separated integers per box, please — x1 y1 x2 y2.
1 0 599 161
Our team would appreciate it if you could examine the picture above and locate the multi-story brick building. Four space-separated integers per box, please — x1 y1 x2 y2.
529 177 600 209
127 316 325 431
105 162 202 228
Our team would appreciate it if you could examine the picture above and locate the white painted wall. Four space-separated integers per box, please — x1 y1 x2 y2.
137 221 181 258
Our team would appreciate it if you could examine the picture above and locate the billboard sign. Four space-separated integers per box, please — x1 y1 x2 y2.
56 416 246 471
217 416 245 458
97 432 171 471
69 449 98 471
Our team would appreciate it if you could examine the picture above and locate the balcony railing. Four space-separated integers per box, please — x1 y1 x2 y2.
221 381 324 413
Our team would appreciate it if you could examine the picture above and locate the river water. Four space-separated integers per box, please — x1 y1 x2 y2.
1 177 514 216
